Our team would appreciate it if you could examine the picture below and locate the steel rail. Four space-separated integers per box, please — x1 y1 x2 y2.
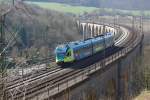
5 23 140 100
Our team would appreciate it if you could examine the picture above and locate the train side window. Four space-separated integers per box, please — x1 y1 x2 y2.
75 50 78 56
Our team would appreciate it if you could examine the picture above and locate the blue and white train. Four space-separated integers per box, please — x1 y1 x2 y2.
55 32 115 64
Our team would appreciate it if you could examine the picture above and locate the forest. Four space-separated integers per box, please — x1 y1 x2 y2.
0 2 81 61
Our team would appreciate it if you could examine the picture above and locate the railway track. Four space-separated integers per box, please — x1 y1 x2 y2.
10 69 84 99
5 23 139 100
6 56 56 83
6 23 118 85
6 67 62 90
4 23 115 86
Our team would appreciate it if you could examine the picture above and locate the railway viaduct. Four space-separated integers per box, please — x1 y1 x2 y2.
4 21 144 100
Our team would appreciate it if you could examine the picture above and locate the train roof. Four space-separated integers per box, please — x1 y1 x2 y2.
55 44 68 53
55 32 114 53
68 32 113 49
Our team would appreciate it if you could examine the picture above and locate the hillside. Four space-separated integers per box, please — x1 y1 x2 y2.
26 2 98 14
25 0 150 10
1 2 81 59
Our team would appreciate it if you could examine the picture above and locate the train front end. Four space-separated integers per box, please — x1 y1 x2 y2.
55 44 74 64
55 45 67 64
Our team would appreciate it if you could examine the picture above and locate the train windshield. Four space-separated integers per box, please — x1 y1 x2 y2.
56 52 66 59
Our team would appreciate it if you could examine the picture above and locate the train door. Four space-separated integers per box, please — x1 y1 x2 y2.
64 48 74 63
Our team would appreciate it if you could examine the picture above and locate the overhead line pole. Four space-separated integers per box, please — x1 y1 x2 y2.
0 3 14 99
13 0 15 6
132 16 135 33
0 13 7 100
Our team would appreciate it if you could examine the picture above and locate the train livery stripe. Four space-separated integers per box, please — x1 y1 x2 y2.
64 49 75 62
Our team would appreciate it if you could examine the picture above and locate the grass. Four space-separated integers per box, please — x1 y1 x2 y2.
0 0 13 4
26 1 98 14
26 1 150 17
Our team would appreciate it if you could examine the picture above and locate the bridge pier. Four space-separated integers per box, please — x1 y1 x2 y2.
79 22 117 40
116 58 122 100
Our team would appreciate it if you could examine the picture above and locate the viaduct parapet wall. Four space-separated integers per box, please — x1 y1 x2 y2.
48 23 144 100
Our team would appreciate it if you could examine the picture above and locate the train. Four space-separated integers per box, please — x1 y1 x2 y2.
55 32 115 64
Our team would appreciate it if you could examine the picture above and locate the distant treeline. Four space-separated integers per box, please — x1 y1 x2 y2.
25 0 150 10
